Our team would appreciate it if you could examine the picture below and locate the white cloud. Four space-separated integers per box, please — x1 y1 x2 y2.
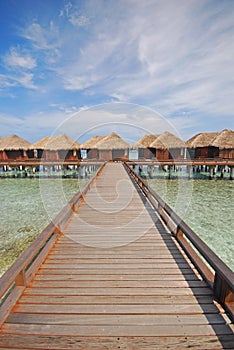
0 72 36 90
21 22 59 51
1 0 234 140
0 102 189 144
19 0 234 120
0 74 17 89
60 2 89 27
3 47 36 70
0 100 225 146
63 74 100 91
69 14 89 27
20 21 61 67
89 0 234 119
53 103 188 143
13 72 37 89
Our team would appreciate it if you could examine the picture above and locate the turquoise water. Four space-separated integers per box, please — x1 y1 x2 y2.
148 178 234 271
0 176 233 277
0 177 87 276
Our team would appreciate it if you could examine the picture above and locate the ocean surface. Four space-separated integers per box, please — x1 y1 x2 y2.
0 177 88 276
0 174 233 277
147 177 234 271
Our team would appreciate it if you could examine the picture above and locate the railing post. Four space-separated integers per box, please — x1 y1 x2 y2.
15 270 27 286
54 224 62 235
157 204 163 215
213 272 234 322
229 166 234 180
176 227 184 240
214 272 234 304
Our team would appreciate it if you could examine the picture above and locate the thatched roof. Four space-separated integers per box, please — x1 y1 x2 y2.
80 136 105 149
94 132 130 150
211 129 234 149
133 134 160 148
150 132 185 149
31 133 80 150
0 134 31 151
186 132 219 148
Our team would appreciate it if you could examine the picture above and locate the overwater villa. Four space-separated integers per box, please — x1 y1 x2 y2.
80 136 105 160
0 134 31 161
150 131 185 160
93 132 130 161
211 129 234 159
133 134 159 160
186 132 220 159
0 129 233 166
30 133 80 161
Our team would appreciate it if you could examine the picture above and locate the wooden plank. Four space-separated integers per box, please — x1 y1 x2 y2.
29 280 207 288
23 286 213 296
13 303 220 315
34 273 200 281
48 251 184 258
50 246 182 253
19 294 214 305
51 241 179 247
50 240 179 246
37 267 195 275
0 334 233 350
61 238 178 245
7 313 226 325
41 263 191 269
45 257 187 264
2 323 233 337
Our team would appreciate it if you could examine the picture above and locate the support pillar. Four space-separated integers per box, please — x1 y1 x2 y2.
148 166 154 179
168 166 172 180
63 166 67 178
187 166 193 179
230 167 234 180
220 166 225 179
209 166 215 180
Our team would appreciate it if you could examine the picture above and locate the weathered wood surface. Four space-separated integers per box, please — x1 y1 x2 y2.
0 162 233 349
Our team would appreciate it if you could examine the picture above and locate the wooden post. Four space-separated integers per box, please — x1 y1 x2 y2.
219 166 223 178
168 166 172 179
213 272 234 320
19 165 23 178
229 167 234 180
15 270 27 286
148 166 154 179
187 166 193 179
209 166 215 180
176 227 184 240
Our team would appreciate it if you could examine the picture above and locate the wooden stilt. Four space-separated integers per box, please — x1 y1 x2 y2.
230 167 234 180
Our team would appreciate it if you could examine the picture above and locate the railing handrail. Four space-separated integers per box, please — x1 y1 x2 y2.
0 162 106 301
126 159 234 165
124 162 234 320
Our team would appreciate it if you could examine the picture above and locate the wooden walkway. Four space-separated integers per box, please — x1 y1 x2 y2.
0 162 233 349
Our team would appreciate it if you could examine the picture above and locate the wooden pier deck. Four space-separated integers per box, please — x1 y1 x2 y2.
0 162 233 349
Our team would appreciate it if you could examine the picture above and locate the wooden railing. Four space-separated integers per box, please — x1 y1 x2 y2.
124 162 234 322
0 158 234 167
0 162 106 327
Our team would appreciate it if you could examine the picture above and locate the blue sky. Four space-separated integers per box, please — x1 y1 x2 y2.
0 0 234 143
